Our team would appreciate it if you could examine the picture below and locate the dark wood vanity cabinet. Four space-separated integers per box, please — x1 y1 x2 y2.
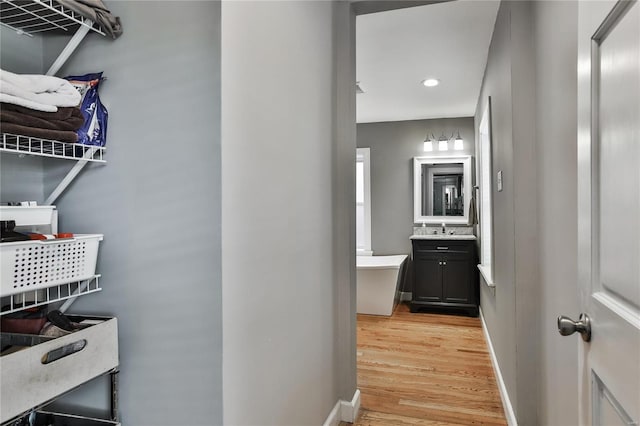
410 239 479 316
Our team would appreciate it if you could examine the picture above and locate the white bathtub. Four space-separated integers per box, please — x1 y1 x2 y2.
356 254 408 316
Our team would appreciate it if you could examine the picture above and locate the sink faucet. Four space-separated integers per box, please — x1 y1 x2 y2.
441 222 446 234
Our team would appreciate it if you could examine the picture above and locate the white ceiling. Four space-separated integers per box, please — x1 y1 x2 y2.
356 1 500 123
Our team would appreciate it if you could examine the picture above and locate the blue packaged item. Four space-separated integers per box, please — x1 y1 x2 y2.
65 72 108 147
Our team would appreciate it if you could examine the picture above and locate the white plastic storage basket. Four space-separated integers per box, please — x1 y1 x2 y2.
0 234 103 297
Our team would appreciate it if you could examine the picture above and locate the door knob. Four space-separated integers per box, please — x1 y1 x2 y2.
557 313 591 342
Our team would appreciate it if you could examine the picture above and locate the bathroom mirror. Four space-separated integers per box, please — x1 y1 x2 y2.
414 155 472 224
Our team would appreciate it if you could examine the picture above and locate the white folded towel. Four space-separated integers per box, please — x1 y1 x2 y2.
0 93 57 112
0 69 81 112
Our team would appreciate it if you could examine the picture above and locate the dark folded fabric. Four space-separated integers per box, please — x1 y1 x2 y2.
55 0 122 39
0 103 81 121
0 109 84 132
0 122 78 143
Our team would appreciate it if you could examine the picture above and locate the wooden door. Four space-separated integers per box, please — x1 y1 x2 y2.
577 1 640 424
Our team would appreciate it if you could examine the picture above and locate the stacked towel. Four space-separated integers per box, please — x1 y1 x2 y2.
0 70 83 142
0 69 81 112
0 104 84 143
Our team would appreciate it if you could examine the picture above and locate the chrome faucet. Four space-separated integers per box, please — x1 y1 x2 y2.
441 223 446 234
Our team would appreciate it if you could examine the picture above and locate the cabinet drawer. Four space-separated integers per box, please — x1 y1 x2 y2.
0 316 118 423
412 240 473 255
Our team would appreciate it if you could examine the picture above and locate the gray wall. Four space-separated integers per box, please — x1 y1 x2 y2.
476 2 580 425
0 27 45 203
475 1 517 415
0 26 43 73
533 2 579 425
357 117 475 256
474 1 539 423
41 3 223 424
510 2 539 423
221 1 354 424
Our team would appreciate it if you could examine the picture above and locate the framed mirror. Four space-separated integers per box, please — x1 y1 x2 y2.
413 155 472 224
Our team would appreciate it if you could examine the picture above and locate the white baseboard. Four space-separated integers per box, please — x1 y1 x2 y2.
322 389 361 426
340 389 360 423
479 307 518 426
399 291 412 302
323 400 342 426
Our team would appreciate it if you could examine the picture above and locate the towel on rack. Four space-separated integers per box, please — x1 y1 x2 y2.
468 194 478 226
0 104 84 131
0 103 81 121
0 122 78 143
55 0 123 39
0 69 81 112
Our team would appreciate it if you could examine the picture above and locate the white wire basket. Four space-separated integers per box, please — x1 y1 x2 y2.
0 234 103 297
0 0 105 36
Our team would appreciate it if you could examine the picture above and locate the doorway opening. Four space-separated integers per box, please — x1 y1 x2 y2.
353 1 505 423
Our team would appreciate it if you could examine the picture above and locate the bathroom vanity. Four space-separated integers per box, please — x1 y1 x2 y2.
410 235 479 316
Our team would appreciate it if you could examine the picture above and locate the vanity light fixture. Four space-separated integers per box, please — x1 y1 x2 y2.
454 131 464 150
438 133 449 151
423 132 435 152
422 78 440 87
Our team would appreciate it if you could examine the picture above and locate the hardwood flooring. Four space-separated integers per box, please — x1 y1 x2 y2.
347 304 506 426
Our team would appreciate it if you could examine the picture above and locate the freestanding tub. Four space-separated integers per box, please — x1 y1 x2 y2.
357 255 408 316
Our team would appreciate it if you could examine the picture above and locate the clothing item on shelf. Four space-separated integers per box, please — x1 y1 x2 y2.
0 69 81 112
0 122 78 143
0 92 56 113
55 0 123 39
0 102 84 143
41 310 91 337
0 306 48 334
1 104 84 131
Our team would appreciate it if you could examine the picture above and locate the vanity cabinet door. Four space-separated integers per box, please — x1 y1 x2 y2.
413 253 442 302
442 254 471 304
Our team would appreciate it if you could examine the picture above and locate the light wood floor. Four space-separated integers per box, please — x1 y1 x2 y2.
346 304 507 426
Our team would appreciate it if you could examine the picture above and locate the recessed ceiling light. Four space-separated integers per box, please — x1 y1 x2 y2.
422 78 439 87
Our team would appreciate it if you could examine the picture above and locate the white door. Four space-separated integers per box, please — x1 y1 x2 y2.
575 0 640 425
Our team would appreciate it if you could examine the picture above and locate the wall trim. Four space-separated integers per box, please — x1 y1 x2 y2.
340 389 361 423
479 307 518 426
322 400 342 426
399 291 412 302
322 389 361 426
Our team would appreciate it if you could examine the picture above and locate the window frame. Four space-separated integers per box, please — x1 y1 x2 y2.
477 97 495 287
356 148 372 256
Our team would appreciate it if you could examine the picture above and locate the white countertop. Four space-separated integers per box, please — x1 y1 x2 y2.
410 234 477 241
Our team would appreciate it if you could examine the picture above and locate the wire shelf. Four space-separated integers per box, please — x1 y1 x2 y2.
0 275 101 315
0 133 106 162
0 0 104 36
